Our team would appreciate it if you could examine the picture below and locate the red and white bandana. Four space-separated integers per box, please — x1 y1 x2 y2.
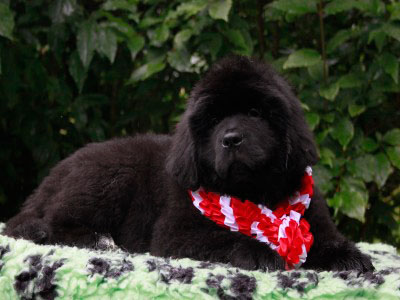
188 166 314 270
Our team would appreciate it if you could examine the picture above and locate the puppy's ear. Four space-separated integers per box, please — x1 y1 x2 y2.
268 70 318 172
285 109 319 172
165 113 199 189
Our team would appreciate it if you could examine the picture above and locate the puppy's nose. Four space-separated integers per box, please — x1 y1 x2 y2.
222 132 243 148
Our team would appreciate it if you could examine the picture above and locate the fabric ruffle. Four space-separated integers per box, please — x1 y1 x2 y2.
189 167 314 270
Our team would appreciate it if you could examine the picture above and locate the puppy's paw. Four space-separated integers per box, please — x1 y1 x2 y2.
95 233 119 251
304 241 375 273
330 249 374 273
257 250 286 272
230 241 285 271
5 219 50 244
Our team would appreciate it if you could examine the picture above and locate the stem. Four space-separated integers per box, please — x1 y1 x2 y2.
256 0 267 59
271 21 280 58
383 185 400 203
110 79 118 137
318 1 328 83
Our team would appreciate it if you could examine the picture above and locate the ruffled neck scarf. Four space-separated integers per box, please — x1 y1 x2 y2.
188 167 314 270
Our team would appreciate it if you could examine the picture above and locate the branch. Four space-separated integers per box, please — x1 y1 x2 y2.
256 0 267 59
318 1 328 83
110 79 119 137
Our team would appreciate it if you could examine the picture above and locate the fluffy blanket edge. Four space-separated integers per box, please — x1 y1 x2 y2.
0 223 399 299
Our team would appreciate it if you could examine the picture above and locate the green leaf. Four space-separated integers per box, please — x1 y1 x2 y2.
338 177 368 222
224 29 252 56
199 33 222 60
383 128 400 146
49 0 78 23
68 51 87 92
379 52 399 84
326 29 353 53
327 193 341 210
348 154 376 182
374 153 393 188
167 47 192 73
299 101 310 111
322 112 335 123
368 29 387 52
149 24 170 47
319 82 339 101
283 49 321 69
370 0 385 15
348 104 366 117
320 147 335 168
102 0 137 13
342 177 369 200
139 16 162 28
128 56 166 83
307 61 324 80
270 0 317 15
48 23 69 60
0 3 14 39
208 0 232 21
313 165 334 194
338 73 363 88
331 117 354 149
328 189 367 222
374 201 399 230
389 3 400 21
126 34 145 60
305 112 319 130
325 0 360 15
77 21 97 69
174 29 193 49
386 146 400 169
383 22 400 42
361 137 379 153
175 1 208 17
376 132 383 142
106 14 137 36
71 103 88 130
97 27 117 63
371 74 400 93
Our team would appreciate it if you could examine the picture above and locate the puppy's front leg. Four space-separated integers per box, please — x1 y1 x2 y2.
151 212 285 271
302 188 374 272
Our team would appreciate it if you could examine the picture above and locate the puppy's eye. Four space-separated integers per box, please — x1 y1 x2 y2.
211 117 219 125
248 108 261 118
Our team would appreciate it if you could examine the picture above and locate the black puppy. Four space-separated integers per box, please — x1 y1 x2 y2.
5 56 374 272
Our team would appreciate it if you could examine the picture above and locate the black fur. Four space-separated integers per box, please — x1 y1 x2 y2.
5 56 374 272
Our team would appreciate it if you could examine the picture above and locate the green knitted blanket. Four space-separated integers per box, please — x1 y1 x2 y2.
0 223 399 299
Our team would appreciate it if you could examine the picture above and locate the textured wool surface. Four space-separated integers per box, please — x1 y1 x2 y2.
0 223 399 299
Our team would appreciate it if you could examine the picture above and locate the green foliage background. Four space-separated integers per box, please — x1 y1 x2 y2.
0 0 399 248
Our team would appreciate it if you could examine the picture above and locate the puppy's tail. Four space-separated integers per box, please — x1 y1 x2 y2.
4 214 51 244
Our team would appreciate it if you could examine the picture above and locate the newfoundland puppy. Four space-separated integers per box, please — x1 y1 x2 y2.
5 56 373 272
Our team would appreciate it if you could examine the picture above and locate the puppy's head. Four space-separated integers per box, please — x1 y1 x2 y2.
166 56 318 204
